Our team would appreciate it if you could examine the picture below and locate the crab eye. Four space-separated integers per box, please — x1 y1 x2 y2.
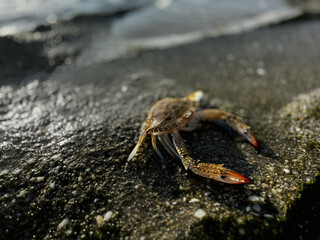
220 175 226 179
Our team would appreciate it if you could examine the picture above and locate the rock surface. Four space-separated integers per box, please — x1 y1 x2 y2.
0 10 320 240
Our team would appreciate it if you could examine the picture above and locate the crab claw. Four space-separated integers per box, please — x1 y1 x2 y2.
242 131 260 153
190 162 253 184
220 169 253 184
227 120 260 153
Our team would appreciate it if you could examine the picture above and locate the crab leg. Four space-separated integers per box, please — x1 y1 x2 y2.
127 133 147 161
157 134 180 159
151 135 164 160
183 109 260 152
171 131 252 184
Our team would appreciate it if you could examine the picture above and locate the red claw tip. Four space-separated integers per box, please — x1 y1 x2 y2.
226 170 253 184
249 133 260 154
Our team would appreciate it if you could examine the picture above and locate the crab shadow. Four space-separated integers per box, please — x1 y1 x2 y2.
258 140 279 160
132 125 278 214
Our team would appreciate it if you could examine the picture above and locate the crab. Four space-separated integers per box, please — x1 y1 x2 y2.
127 91 259 184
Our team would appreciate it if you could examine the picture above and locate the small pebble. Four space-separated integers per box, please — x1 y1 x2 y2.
121 85 128 93
51 154 62 161
189 198 200 203
194 209 206 219
306 177 312 182
268 166 274 171
104 211 113 221
49 182 55 189
57 218 69 229
283 169 290 174
96 215 104 226
256 67 266 76
18 190 27 198
239 228 246 235
248 195 264 202
264 214 274 219
253 203 261 212
227 54 235 61
246 206 251 212
37 176 45 182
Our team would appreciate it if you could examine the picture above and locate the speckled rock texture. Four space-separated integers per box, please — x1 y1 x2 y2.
0 14 320 240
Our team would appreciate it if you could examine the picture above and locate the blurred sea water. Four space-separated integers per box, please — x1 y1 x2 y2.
0 0 302 63
0 0 155 35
